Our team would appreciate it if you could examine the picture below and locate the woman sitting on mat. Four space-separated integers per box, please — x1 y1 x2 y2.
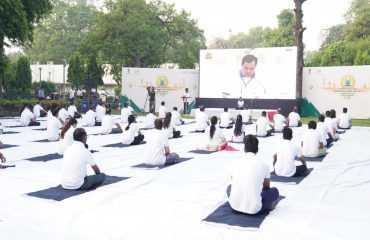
58 118 78 155
202 116 227 151
232 115 246 143
163 112 181 139
122 115 144 145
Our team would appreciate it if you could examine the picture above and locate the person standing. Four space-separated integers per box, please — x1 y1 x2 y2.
182 88 190 114
147 86 156 112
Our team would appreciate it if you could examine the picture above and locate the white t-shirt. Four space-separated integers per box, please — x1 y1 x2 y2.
69 89 76 99
33 104 44 118
47 116 62 141
229 152 270 214
316 122 330 146
58 127 75 155
145 129 169 166
240 109 252 123
338 113 351 129
85 110 96 127
95 105 106 122
144 113 156 128
288 112 300 127
158 106 166 118
164 121 175 139
20 108 34 126
232 124 246 142
171 110 182 126
61 141 96 189
256 117 270 136
58 108 69 122
101 115 114 134
122 123 139 144
273 139 301 177
220 112 232 128
121 107 131 123
324 117 335 136
195 111 208 131
68 105 78 117
237 100 244 108
302 129 322 157
204 126 225 147
273 113 286 131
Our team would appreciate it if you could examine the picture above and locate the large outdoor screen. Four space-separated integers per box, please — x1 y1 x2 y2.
199 47 297 99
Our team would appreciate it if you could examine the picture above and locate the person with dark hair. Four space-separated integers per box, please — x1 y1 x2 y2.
273 108 286 132
171 107 184 126
158 101 166 118
147 86 156 113
122 115 144 145
61 128 105 190
84 105 96 127
302 121 326 157
121 102 132 123
324 110 338 140
46 108 63 141
68 101 82 119
163 112 181 139
240 106 252 124
232 115 246 143
195 106 209 132
95 102 106 126
33 101 47 118
273 127 307 177
228 134 279 214
101 109 122 134
316 114 334 147
182 88 191 114
220 107 233 129
58 118 78 155
20 105 40 126
0 151 6 168
338 107 351 129
58 104 70 123
202 116 227 151
144 108 157 129
256 111 275 137
330 109 339 132
288 106 302 127
145 119 179 166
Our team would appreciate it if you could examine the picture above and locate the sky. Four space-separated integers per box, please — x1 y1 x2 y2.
163 0 352 51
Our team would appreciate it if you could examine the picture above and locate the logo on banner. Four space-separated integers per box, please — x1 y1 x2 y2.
323 74 368 99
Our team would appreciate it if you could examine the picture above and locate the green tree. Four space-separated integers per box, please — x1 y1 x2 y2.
0 0 52 97
85 56 104 88
67 53 85 88
320 25 346 49
344 0 370 40
25 0 98 64
32 80 58 97
264 9 296 47
15 56 32 95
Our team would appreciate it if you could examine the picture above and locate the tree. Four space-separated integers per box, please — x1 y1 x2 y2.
0 0 52 97
320 25 345 49
67 53 85 89
15 56 32 95
25 0 98 64
264 9 296 47
294 0 306 99
344 0 370 40
84 55 104 103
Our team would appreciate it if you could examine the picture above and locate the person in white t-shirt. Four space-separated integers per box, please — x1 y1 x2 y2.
69 87 76 101
301 121 326 157
84 106 96 127
316 114 334 147
338 107 351 129
20 105 40 126
324 110 339 140
288 106 302 127
232 115 246 143
240 106 252 125
144 108 157 129
33 101 47 118
68 101 82 119
61 128 105 190
121 102 132 123
47 108 63 141
219 107 233 129
171 107 184 126
273 108 286 132
163 112 181 139
0 151 6 168
101 109 122 134
122 115 144 145
158 101 166 118
195 106 209 132
228 134 279 214
95 102 106 126
273 127 307 177
236 97 245 110
58 118 77 155
58 105 70 123
145 119 179 166
202 116 227 151
256 111 275 137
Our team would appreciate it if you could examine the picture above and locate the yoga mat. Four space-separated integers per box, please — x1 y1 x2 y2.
303 154 327 162
26 175 129 201
5 126 26 128
32 128 47 131
182 121 195 125
203 196 285 230
102 141 146 148
25 153 63 162
0 144 19 149
2 131 20 134
270 168 313 184
188 149 217 154
337 130 346 134
31 139 52 143
0 164 16 169
131 157 193 169
189 130 204 133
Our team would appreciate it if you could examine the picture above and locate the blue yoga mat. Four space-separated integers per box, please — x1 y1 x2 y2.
102 141 146 148
203 196 285 229
303 154 327 162
5 126 26 128
270 168 313 184
26 175 129 201
0 144 19 149
32 128 47 131
131 157 193 169
337 130 346 134
228 140 244 144
188 149 217 154
182 121 195 125
0 164 16 169
3 131 20 134
31 139 52 143
25 153 63 162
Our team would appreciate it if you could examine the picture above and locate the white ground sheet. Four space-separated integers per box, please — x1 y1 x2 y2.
0 115 370 240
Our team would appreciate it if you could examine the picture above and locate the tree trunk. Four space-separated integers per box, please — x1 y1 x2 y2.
294 0 306 99
0 36 4 98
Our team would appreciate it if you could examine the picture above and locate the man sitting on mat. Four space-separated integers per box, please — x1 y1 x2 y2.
301 121 326 158
20 105 41 126
338 107 351 129
240 106 252 124
273 108 286 132
256 111 275 137
273 127 307 177
101 109 122 134
219 107 233 129
316 114 334 147
61 128 105 190
287 106 302 127
195 106 209 133
228 134 279 214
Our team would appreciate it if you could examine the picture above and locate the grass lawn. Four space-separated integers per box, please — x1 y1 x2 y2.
301 117 370 127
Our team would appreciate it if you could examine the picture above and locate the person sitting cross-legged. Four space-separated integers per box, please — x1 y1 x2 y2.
101 109 122 134
256 111 275 137
273 127 307 177
227 134 279 214
302 121 326 158
219 107 233 129
61 128 106 190
202 116 227 151
122 115 144 145
231 114 246 143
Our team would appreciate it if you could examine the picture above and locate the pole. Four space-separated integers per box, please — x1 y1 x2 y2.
63 62 66 100
39 67 42 82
